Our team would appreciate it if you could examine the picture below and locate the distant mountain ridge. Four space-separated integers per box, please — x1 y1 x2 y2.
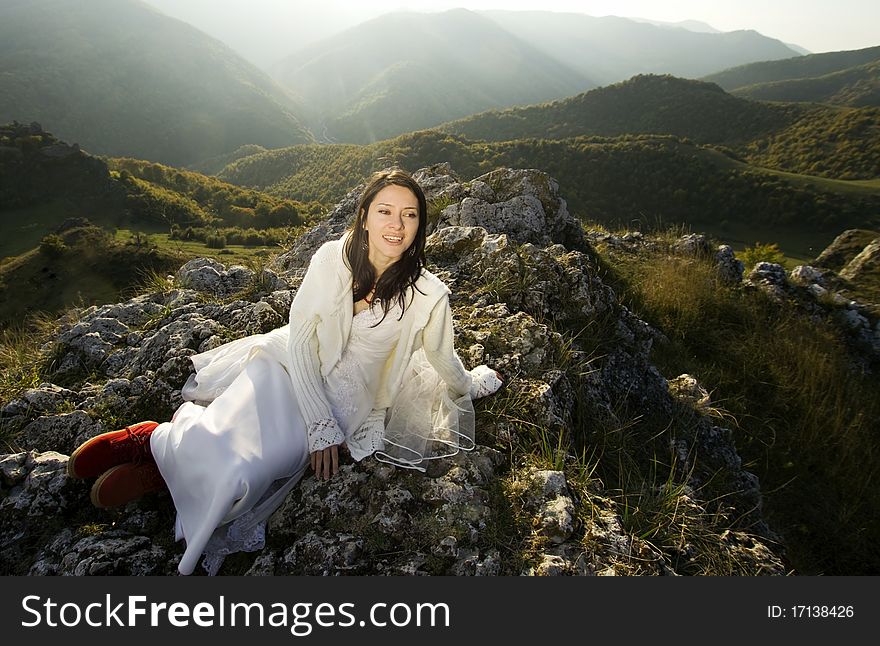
271 9 593 145
271 8 802 145
704 46 880 89
731 60 880 107
477 10 802 86
627 18 722 34
702 47 880 108
0 0 314 166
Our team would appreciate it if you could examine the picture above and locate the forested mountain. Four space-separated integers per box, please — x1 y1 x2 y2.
703 46 880 90
438 75 796 145
0 2 820 162
434 75 880 181
270 9 593 145
729 60 880 107
702 46 880 108
0 0 314 167
478 10 802 85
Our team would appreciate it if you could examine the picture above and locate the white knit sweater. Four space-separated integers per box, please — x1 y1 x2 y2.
285 234 477 453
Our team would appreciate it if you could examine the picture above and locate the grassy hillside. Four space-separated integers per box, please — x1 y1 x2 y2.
218 133 485 204
0 0 313 166
600 236 880 574
0 123 116 210
0 123 319 262
703 45 880 90
218 129 880 260
435 75 880 181
0 216 300 329
0 122 131 258
107 158 318 229
271 9 592 144
732 60 880 107
0 222 180 328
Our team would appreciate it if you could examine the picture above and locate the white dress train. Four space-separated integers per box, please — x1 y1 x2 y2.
149 302 404 575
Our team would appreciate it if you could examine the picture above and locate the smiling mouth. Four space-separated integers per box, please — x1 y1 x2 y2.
382 235 404 243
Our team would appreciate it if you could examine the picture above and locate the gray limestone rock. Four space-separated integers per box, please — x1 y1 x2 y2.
715 245 744 284
840 238 880 281
18 411 103 455
789 264 825 286
745 262 789 301
668 374 711 412
672 233 711 256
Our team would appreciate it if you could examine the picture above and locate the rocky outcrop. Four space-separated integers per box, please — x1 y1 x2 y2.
0 121 111 209
739 258 880 364
433 167 586 251
0 165 784 576
585 229 744 284
840 238 880 282
813 229 880 272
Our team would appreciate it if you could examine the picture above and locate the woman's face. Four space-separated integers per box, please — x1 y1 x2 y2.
363 184 420 267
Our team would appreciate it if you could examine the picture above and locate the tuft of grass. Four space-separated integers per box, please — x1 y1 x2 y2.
140 303 174 332
426 195 456 234
77 523 110 537
475 383 544 462
240 252 277 296
134 267 176 297
0 313 59 399
0 312 64 449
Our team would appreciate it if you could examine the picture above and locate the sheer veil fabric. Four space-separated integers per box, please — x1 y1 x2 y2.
378 348 475 469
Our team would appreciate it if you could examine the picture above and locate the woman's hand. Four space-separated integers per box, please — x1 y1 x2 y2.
310 444 340 481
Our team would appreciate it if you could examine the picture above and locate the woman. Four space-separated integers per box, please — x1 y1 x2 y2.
66 169 503 575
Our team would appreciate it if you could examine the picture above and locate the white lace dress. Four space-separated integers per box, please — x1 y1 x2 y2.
149 301 404 575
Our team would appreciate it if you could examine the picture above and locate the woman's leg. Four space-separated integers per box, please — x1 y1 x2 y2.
150 352 309 575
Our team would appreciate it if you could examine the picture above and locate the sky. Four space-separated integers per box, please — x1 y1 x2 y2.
143 0 880 68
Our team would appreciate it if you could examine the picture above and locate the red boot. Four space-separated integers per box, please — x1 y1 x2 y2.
67 421 159 479
90 462 167 508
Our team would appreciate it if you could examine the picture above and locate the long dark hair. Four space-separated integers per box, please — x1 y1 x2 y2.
344 168 428 325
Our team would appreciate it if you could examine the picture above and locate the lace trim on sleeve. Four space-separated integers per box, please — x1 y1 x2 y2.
308 417 344 453
469 365 503 399
347 408 386 460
